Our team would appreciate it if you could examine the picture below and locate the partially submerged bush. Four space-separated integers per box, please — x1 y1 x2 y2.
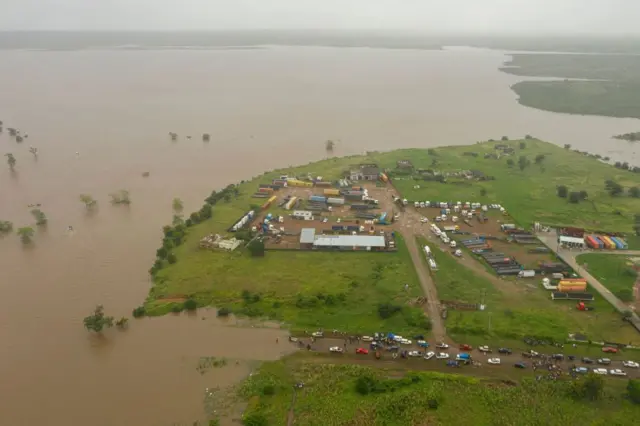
132 306 146 318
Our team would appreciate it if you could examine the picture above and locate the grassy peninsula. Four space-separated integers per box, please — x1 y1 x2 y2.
237 356 640 426
501 54 640 119
142 139 640 346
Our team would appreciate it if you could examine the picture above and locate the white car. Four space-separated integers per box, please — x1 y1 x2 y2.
436 352 450 359
408 351 422 357
329 346 343 353
623 361 640 368
424 351 435 360
597 358 611 365
420 217 428 223
393 335 404 342
487 358 501 365
400 339 412 345
610 369 627 377
478 346 491 353
361 336 373 342
436 343 449 349
312 331 323 338
592 368 608 375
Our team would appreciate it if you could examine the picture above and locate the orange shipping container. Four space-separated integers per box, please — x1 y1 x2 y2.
558 283 587 292
380 173 389 182
258 187 274 193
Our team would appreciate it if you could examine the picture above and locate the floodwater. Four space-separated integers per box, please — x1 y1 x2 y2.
1 45 640 425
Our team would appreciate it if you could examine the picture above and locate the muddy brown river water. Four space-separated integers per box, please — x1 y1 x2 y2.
1 45 640 425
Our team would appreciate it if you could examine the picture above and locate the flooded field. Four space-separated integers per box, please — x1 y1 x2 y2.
1 45 640 425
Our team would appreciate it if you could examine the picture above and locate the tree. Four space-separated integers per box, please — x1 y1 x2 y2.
109 190 131 204
524 134 533 140
30 209 47 225
480 188 487 196
115 317 129 329
427 148 437 156
557 185 568 198
564 144 571 149
184 298 197 311
167 252 177 264
506 158 514 167
576 373 605 401
83 305 114 333
325 140 335 151
569 192 581 203
623 310 633 320
16 226 34 244
628 379 640 404
5 153 16 170
518 155 529 171
172 197 184 213
79 194 97 209
534 154 546 164
172 214 184 226
247 239 265 257
579 190 588 200
132 306 146 318
605 180 624 196
501 136 509 141
630 187 640 198
519 141 526 149
29 147 38 157
0 220 13 234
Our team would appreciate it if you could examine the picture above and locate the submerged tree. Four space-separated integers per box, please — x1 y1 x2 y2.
30 209 47 226
115 317 129 329
8 128 17 137
83 305 114 333
29 147 38 157
169 132 178 141
109 190 131 205
202 133 210 142
172 197 184 214
16 135 23 143
5 153 16 170
325 140 335 151
79 194 98 209
16 226 34 244
0 220 14 234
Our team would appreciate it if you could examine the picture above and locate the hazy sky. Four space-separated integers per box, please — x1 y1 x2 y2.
1 0 638 33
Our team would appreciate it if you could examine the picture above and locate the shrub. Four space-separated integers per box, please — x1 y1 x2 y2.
262 384 275 396
217 307 231 317
557 185 568 198
156 247 168 259
167 253 177 264
171 304 184 313
629 187 640 198
248 239 265 257
242 412 268 426
569 192 581 203
480 188 487 196
506 158 514 167
132 306 146 318
184 298 197 311
519 141 526 149
564 144 571 149
628 379 640 404
524 134 533 140
378 303 402 319
501 136 509 141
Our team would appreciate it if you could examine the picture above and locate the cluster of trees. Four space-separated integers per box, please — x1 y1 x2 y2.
355 372 427 397
31 209 47 226
567 373 640 406
80 194 97 209
0 220 13 234
556 185 588 203
109 190 131 205
613 132 640 142
5 153 16 170
83 305 128 333
325 140 335 151
506 155 532 171
614 161 640 173
150 223 186 275
604 179 640 198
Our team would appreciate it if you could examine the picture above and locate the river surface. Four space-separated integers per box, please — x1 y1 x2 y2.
1 45 640 425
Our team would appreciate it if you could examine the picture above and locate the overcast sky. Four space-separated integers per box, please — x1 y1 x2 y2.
1 0 638 34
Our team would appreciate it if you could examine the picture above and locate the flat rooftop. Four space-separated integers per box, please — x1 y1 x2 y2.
313 235 386 248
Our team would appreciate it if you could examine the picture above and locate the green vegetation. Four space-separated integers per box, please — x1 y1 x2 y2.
390 139 640 232
109 189 131 205
83 305 114 333
422 238 638 344
0 220 13 234
16 226 34 244
501 54 640 119
79 194 97 209
5 153 16 170
577 254 638 302
614 132 640 142
238 357 640 426
30 209 47 226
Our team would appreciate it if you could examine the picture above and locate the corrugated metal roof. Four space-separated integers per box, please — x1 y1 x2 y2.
559 236 585 245
313 235 386 248
300 228 316 244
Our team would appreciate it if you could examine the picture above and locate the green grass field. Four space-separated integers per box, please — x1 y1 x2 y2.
576 253 638 302
500 54 640 119
237 356 640 426
390 139 640 232
418 237 639 345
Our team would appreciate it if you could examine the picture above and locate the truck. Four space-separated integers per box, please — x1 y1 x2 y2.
326 197 345 205
324 189 340 196
443 225 459 232
518 270 535 278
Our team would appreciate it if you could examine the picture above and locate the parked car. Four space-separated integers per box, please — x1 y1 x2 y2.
623 361 640 368
514 362 527 369
459 344 473 351
356 348 369 355
478 346 491 353
424 351 435 360
597 358 611 365
568 355 576 361
436 342 449 349
436 352 450 359
311 331 323 338
602 347 619 354
498 348 512 355
413 335 425 340
329 346 344 353
446 360 459 367
387 346 399 352
417 340 429 348
574 367 589 374
361 336 373 342
592 368 608 375
400 339 412 345
582 357 594 364
488 358 501 365
552 354 564 361
408 351 422 357
609 369 627 376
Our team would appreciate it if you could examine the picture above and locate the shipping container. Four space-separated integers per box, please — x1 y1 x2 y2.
261 195 277 210
600 235 616 250
288 179 313 187
285 197 298 210
518 270 536 278
380 173 389 182
585 235 600 249
496 268 523 276
258 187 274 194
314 181 332 187
309 195 327 203
591 235 604 249
609 236 624 250
351 204 372 210
558 283 587 292
379 212 388 222
324 189 340 196
327 197 345 205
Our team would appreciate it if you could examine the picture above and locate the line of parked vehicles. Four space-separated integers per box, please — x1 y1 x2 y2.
322 333 640 375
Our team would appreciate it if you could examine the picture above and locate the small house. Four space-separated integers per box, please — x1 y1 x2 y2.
396 160 414 169
348 164 380 181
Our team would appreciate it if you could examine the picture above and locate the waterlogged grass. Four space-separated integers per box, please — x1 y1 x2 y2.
391 139 640 231
576 253 638 302
239 358 640 426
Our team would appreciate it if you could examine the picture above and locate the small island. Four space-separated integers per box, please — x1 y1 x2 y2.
614 132 640 142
